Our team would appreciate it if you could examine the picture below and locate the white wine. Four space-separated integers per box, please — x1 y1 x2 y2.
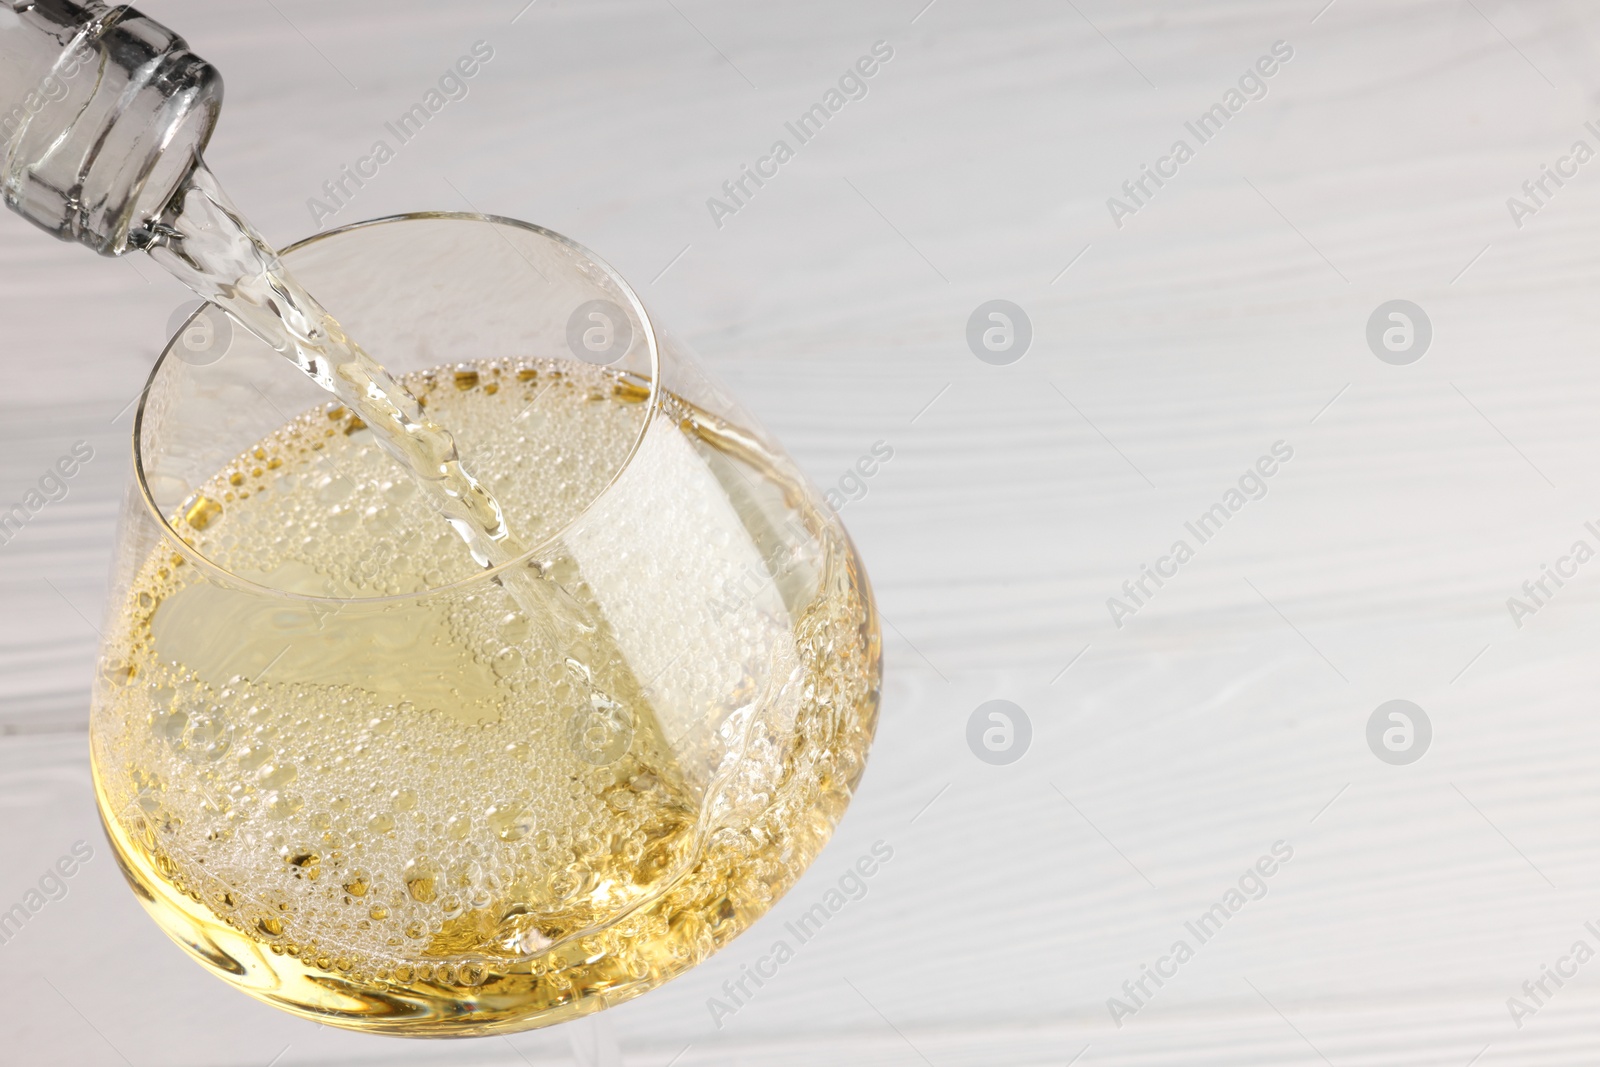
91 357 880 1035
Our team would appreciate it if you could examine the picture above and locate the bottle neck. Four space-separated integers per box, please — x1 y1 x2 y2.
0 1 222 255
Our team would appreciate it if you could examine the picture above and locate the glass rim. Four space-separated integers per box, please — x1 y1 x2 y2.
131 210 663 606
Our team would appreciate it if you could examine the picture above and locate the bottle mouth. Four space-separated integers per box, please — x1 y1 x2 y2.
1 4 223 255
133 212 663 607
114 51 223 255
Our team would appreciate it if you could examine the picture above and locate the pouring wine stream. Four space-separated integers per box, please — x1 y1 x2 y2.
139 162 533 575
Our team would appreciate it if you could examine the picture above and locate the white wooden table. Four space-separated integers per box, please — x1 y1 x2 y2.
7 0 1600 1062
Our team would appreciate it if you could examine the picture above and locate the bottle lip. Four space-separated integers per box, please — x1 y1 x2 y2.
100 50 222 255
131 211 666 607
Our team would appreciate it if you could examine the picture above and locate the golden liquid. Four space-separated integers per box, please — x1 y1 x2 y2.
91 358 879 1036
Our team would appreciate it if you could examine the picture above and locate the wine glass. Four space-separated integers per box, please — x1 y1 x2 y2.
90 213 880 1036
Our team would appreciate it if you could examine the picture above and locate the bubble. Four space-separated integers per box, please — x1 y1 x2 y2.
315 475 353 505
151 704 188 746
258 762 298 789
177 709 232 761
381 479 415 504
180 493 223 530
492 648 524 679
267 792 305 820
567 698 634 766
497 612 531 645
285 850 321 880
487 804 534 842
404 858 439 903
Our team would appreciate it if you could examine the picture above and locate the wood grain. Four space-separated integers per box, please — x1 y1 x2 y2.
6 0 1600 1062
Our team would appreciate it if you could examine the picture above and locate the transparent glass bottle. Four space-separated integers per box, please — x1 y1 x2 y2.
0 1 220 254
